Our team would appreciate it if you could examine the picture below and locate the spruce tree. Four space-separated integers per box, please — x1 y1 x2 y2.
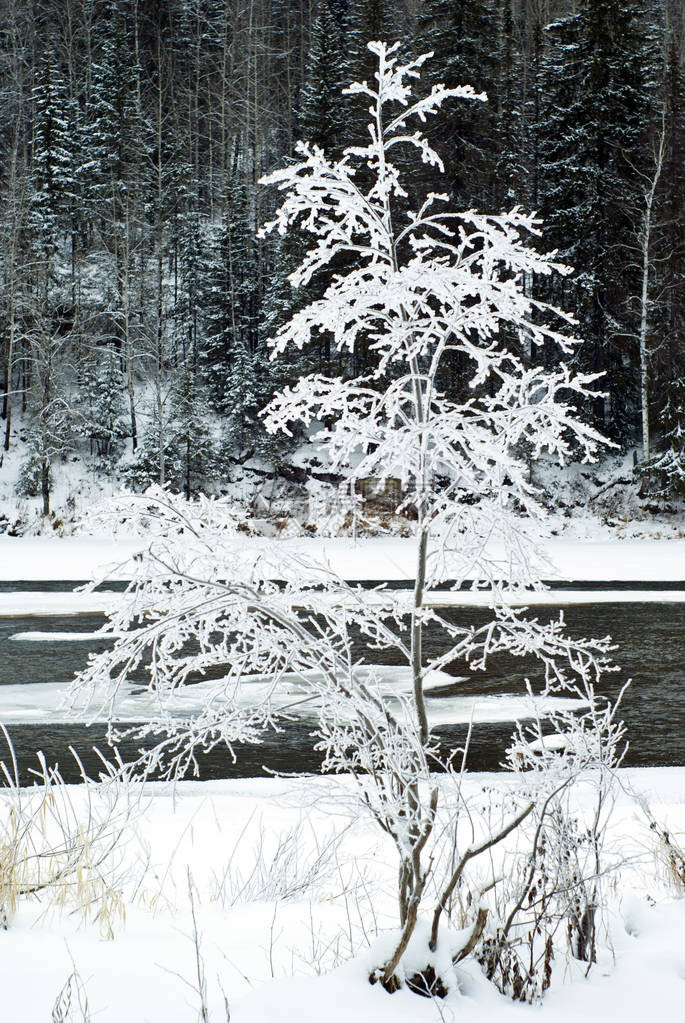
201 178 265 453
30 51 74 269
412 0 499 207
168 366 217 499
262 1 348 384
174 191 205 368
87 7 151 239
27 51 80 515
298 1 346 151
651 21 685 489
79 351 128 463
86 4 152 451
537 0 656 441
493 0 526 211
342 0 405 151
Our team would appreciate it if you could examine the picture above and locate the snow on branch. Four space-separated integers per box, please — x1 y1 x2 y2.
73 43 626 996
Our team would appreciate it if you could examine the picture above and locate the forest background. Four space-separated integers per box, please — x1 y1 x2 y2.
1 0 684 519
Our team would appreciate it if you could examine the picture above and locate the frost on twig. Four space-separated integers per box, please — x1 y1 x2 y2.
72 42 626 999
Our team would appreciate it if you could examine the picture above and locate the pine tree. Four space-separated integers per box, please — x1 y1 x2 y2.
412 0 499 207
125 364 217 497
493 0 526 211
168 366 217 499
79 351 128 464
86 3 152 451
342 0 405 150
174 191 205 368
201 178 265 452
30 51 74 269
298 1 346 152
26 51 82 515
87 6 151 238
651 19 685 490
537 0 656 441
261 1 349 384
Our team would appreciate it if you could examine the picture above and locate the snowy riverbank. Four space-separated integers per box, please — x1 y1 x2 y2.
2 768 685 1022
1 531 685 583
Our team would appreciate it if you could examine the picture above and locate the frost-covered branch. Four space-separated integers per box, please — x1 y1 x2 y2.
73 43 625 999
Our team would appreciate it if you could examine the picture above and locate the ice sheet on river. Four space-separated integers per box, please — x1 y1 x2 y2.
3 588 685 620
0 666 588 727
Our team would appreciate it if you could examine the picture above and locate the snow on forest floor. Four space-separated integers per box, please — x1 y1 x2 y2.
2 769 685 1022
1 431 684 544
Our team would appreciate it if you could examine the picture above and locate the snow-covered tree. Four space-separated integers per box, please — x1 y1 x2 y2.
299 1 347 153
412 0 499 207
31 51 74 248
74 44 623 998
261 5 349 384
201 177 267 452
79 353 128 463
124 366 217 497
168 366 217 499
536 0 656 440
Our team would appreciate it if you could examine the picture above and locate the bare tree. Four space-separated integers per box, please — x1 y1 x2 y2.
73 45 623 998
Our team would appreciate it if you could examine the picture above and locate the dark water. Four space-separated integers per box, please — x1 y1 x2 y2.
0 592 683 782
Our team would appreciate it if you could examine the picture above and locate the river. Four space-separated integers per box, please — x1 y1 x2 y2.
0 581 683 782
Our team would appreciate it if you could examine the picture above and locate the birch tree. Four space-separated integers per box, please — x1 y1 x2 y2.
74 44 623 998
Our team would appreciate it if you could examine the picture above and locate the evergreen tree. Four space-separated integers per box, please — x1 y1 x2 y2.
27 51 82 515
201 178 265 452
125 365 217 497
493 0 526 210
261 1 348 383
537 0 656 441
342 0 405 149
651 20 685 489
79 351 128 463
30 51 74 268
298 2 346 152
173 192 205 368
87 6 151 238
412 0 499 207
86 3 152 450
168 366 217 499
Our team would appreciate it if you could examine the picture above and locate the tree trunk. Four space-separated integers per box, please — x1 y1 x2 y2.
41 457 50 517
639 115 665 465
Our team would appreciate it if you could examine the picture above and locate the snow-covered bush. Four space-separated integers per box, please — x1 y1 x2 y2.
73 44 623 999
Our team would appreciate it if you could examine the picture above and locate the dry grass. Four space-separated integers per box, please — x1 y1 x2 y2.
0 726 136 936
51 968 92 1023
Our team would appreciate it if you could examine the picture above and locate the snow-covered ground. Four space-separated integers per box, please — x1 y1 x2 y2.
2 769 685 1022
1 423 684 544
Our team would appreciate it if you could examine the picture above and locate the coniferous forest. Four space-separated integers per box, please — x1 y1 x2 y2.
1 0 684 515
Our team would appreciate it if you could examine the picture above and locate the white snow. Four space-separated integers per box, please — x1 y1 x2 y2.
1 769 685 1022
0 535 145 581
9 630 122 641
1 585 684 619
1 535 684 1021
2 532 684 585
0 592 124 616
